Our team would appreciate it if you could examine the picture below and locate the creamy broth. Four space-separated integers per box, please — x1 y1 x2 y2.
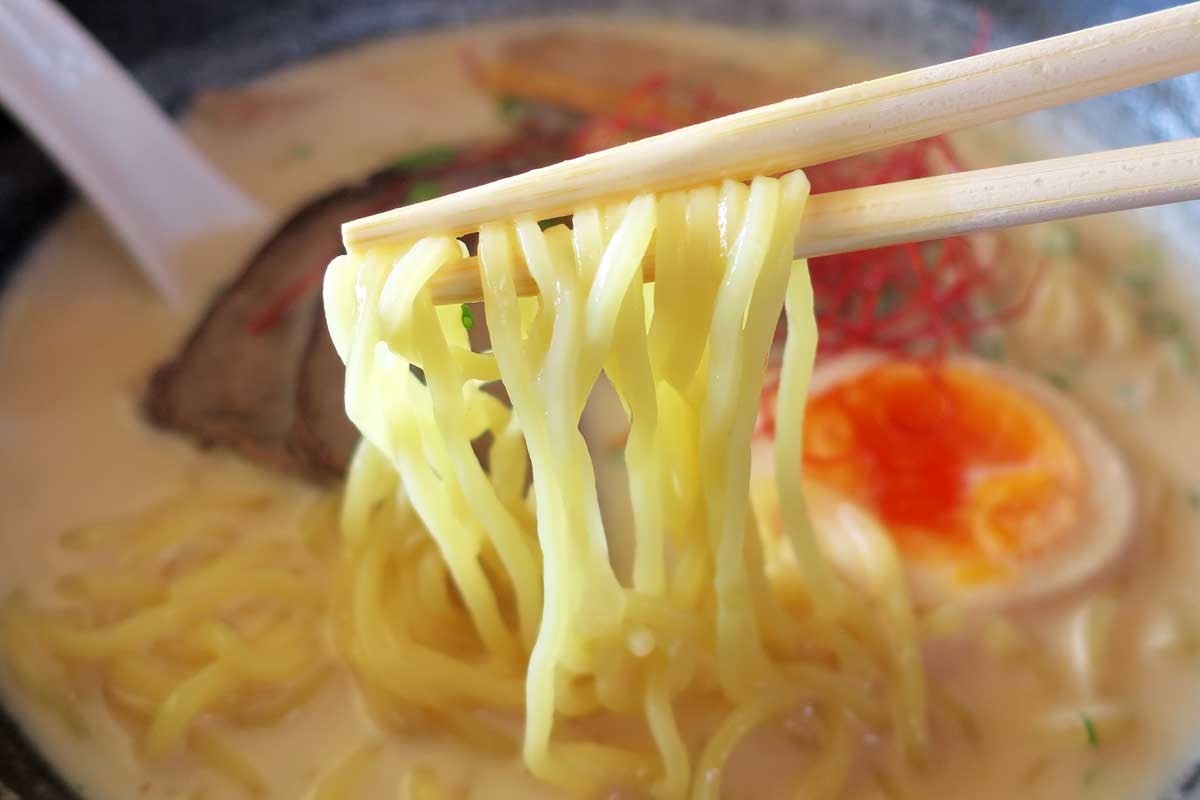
1 16 1199 800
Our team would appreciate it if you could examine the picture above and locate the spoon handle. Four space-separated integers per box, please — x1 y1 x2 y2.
0 0 268 301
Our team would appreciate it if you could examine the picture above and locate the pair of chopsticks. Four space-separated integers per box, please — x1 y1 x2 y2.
343 2 1200 305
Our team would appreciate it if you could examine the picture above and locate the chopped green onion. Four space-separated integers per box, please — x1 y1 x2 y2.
972 297 999 318
1167 337 1197 375
1059 354 1088 374
1081 713 1100 748
404 180 442 205
1128 241 1164 269
497 95 526 119
1044 372 1073 392
1114 382 1144 410
390 145 457 173
286 143 313 161
1118 270 1156 300
1082 764 1103 786
606 433 628 462
460 304 475 330
1187 490 1200 512
920 240 945 265
1041 224 1080 259
876 284 905 318
973 338 1006 362
1140 308 1183 338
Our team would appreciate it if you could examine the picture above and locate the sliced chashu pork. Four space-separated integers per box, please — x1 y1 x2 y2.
146 122 577 480
145 166 413 479
145 33 804 481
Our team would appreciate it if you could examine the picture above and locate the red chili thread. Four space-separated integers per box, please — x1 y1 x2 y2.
247 133 560 335
246 265 327 335
803 134 1039 362
968 7 994 56
569 67 1037 366
568 72 673 155
252 41 1034 344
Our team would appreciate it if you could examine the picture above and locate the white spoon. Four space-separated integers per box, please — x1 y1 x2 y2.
0 0 270 301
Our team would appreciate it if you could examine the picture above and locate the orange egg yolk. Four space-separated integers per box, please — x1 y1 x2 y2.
798 361 1083 580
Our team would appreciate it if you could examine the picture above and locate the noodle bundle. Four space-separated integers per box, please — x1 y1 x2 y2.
0 490 334 793
325 170 927 798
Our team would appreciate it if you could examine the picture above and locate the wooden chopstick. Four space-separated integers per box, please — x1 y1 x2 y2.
424 138 1200 304
343 2 1200 251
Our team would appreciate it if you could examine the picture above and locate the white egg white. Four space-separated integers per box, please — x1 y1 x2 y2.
754 351 1138 609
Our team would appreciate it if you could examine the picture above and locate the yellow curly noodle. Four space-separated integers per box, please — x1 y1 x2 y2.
0 491 335 795
324 170 927 799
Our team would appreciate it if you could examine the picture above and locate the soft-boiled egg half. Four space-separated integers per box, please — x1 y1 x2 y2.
751 352 1137 608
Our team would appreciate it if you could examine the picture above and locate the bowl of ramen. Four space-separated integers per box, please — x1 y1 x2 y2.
1 1 1198 798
